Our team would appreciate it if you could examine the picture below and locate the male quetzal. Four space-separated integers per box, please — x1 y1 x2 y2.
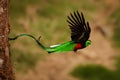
9 11 91 53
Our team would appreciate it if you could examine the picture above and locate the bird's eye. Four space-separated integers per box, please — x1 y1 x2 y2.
85 40 91 47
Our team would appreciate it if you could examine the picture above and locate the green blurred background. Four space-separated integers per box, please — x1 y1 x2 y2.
9 0 120 80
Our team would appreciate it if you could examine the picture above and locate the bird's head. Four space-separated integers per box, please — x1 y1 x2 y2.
85 40 91 47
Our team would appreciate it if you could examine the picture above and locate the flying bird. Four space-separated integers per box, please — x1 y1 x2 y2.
9 11 91 53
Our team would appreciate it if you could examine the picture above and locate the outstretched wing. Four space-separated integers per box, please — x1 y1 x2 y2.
67 11 91 43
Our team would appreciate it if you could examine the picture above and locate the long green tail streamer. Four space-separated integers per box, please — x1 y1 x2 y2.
9 34 45 49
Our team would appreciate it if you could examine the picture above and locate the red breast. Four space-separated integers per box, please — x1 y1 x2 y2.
74 43 82 51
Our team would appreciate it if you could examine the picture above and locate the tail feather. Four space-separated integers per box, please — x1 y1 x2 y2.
9 34 46 49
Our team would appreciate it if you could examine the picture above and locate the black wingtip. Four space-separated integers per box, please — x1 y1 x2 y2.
67 10 86 29
81 12 85 24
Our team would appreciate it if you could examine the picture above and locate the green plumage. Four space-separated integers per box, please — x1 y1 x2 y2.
9 34 76 53
45 41 76 53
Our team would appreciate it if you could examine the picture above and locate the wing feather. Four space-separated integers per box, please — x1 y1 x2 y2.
67 11 91 43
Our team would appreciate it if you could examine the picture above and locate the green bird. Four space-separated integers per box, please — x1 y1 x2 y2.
9 11 91 53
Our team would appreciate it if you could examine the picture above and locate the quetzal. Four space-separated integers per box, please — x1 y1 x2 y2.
9 11 91 53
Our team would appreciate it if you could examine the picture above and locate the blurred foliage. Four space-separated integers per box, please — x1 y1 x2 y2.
10 0 40 18
70 64 117 80
110 6 120 80
115 56 120 80
11 48 44 72
10 0 120 79
71 56 120 80
110 8 120 48
10 1 120 80
70 61 120 80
